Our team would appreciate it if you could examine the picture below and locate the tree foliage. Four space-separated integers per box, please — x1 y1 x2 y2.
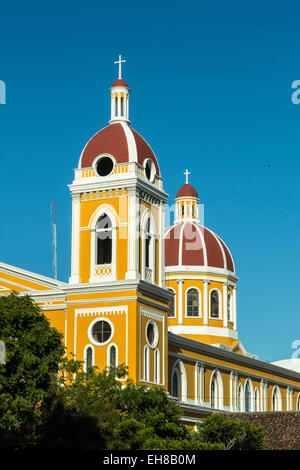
196 413 264 450
0 293 64 437
0 293 265 451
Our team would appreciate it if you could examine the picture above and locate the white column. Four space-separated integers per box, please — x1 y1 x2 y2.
230 372 235 411
126 188 140 280
203 280 209 325
260 380 264 412
177 279 184 324
232 286 237 330
159 202 165 287
194 363 198 405
69 193 81 284
199 362 205 405
89 228 96 282
223 282 228 328
118 92 121 117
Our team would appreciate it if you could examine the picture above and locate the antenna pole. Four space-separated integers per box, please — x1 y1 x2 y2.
51 200 57 280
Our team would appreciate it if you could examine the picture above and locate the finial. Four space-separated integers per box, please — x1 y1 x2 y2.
184 169 190 184
114 54 126 79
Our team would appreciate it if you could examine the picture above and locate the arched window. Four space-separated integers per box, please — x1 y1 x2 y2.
145 218 151 269
96 214 112 265
237 384 243 411
272 386 281 411
254 388 259 412
245 380 252 412
108 345 117 368
144 346 150 381
172 369 180 400
154 349 160 384
143 215 156 282
167 288 176 318
227 292 232 321
86 346 93 369
84 345 94 372
211 375 218 409
210 290 220 319
186 288 199 317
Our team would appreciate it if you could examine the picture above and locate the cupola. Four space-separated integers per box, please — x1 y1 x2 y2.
175 170 199 223
109 55 130 124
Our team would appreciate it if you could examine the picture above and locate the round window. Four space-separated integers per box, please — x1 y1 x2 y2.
95 155 114 177
144 159 156 183
91 320 112 344
146 321 158 348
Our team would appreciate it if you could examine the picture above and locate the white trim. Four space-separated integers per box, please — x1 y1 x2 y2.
171 359 187 402
107 343 118 368
254 386 260 412
88 316 115 347
237 383 244 411
139 307 165 386
209 287 222 320
154 348 160 384
195 224 207 266
89 203 120 229
120 122 137 163
144 345 150 381
297 393 300 410
209 369 224 410
185 286 201 318
92 153 116 178
166 287 176 318
74 306 128 364
165 265 237 279
145 320 159 349
89 206 118 283
177 280 183 324
178 222 186 266
171 368 181 400
244 378 254 412
143 158 156 183
141 209 156 283
168 325 238 340
83 344 95 371
271 385 282 411
0 263 66 288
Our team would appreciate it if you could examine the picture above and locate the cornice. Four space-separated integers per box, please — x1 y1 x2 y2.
168 332 300 383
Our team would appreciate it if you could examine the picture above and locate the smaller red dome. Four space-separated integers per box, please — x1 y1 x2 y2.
176 183 198 199
111 79 129 88
164 222 235 273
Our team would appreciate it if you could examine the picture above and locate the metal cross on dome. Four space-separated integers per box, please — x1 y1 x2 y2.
184 169 190 184
114 54 126 79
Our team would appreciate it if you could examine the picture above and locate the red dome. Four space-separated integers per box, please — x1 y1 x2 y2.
111 78 129 88
176 183 198 199
79 123 160 175
164 222 235 273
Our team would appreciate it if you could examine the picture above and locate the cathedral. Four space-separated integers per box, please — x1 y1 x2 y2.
1 58 300 425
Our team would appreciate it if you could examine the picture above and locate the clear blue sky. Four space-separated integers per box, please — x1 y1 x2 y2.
1 0 300 362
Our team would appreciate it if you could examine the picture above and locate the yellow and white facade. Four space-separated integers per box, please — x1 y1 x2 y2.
1 61 300 424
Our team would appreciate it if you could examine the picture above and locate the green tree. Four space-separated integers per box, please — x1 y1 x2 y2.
35 360 127 450
196 413 265 450
0 293 65 447
116 383 190 449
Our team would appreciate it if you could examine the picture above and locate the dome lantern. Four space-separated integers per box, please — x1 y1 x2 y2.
109 55 130 125
175 170 199 223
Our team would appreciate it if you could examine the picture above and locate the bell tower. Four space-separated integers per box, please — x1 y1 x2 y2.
66 57 171 389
